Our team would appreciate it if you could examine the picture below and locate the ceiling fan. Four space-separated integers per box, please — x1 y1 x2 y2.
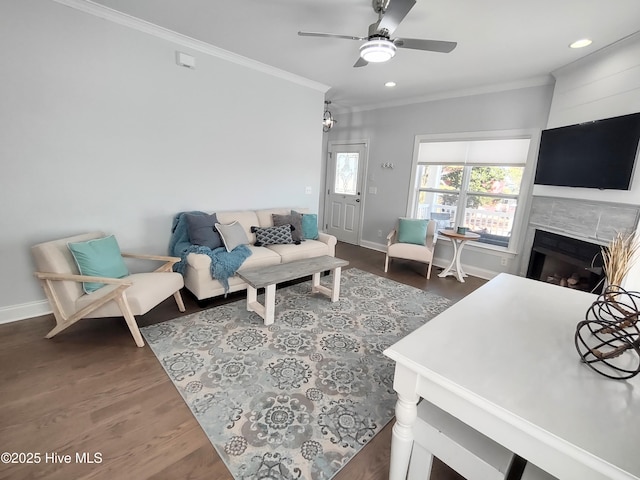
298 0 457 67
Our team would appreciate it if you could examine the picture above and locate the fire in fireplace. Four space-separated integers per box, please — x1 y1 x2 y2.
526 230 605 294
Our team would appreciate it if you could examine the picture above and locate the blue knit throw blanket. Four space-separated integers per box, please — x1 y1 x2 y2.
169 212 252 294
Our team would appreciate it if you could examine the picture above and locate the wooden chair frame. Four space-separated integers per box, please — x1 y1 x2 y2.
35 253 185 347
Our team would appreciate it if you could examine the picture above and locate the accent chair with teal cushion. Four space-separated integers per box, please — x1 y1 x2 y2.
397 218 429 245
32 231 186 347
385 218 436 278
68 235 130 293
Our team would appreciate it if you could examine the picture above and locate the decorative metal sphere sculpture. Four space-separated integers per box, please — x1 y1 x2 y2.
574 285 640 380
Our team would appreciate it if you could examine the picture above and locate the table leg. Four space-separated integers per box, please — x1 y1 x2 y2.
246 285 258 312
246 284 276 325
331 266 342 302
311 267 342 302
438 239 470 283
390 392 420 480
438 239 461 280
263 283 276 325
312 271 321 291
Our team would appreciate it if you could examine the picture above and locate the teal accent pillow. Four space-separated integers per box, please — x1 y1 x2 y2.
302 214 319 240
397 218 428 245
68 235 129 293
292 210 319 240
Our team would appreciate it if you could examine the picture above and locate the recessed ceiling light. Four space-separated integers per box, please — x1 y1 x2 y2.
569 38 592 49
385 81 396 87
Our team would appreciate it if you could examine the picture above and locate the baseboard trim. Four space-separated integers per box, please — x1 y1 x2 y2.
359 240 386 252
0 301 51 324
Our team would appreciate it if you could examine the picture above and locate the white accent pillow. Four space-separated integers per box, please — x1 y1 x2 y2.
215 221 250 252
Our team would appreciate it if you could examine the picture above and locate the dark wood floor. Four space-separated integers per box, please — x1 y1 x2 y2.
0 242 486 480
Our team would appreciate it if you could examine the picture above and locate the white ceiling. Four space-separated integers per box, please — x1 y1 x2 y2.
90 0 640 111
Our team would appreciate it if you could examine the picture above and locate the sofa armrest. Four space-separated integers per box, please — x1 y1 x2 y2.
186 252 212 269
317 232 337 257
317 232 336 246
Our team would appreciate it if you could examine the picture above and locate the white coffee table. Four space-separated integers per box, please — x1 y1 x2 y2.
237 255 349 325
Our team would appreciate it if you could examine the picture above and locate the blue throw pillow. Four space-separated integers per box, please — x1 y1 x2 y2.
397 218 428 245
185 213 223 249
67 235 129 293
292 210 319 240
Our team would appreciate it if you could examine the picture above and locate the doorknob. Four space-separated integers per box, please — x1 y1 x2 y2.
355 199 360 202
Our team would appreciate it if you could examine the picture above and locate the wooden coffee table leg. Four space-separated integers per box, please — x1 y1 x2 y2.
331 266 342 302
311 267 342 302
246 285 258 313
246 283 277 325
263 283 276 325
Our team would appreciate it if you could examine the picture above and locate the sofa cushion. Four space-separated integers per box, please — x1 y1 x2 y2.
216 210 260 244
215 221 250 252
185 213 222 249
238 246 282 270
251 225 295 246
272 212 304 243
67 235 129 293
265 240 329 263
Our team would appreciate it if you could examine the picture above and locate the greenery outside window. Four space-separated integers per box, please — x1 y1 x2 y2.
410 135 532 251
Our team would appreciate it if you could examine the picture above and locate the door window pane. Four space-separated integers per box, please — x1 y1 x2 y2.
334 153 359 195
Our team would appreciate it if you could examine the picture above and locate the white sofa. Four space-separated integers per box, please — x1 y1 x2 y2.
182 208 337 300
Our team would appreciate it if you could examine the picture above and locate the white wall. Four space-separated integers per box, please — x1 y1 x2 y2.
326 84 554 278
0 0 327 321
536 32 640 289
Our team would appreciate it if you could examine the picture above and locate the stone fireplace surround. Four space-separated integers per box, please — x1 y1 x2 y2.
519 196 640 281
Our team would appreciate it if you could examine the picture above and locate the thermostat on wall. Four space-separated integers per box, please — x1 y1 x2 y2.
175 51 195 69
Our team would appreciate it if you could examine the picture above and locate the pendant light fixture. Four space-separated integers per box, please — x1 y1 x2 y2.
323 100 336 132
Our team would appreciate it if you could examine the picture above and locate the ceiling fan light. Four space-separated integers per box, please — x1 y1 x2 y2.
360 39 397 63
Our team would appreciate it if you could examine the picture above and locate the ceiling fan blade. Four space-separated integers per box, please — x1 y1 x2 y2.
298 31 365 41
394 38 457 53
353 57 368 68
377 0 416 35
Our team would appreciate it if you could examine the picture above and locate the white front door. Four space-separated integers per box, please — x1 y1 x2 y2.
324 142 366 245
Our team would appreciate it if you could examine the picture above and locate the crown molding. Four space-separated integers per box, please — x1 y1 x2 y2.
335 75 554 114
52 0 330 93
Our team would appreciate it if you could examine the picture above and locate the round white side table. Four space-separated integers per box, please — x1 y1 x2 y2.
437 229 480 283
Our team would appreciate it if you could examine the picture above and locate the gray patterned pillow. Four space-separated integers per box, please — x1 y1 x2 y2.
251 225 296 246
272 212 304 242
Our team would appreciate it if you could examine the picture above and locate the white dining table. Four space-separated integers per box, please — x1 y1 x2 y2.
384 273 640 480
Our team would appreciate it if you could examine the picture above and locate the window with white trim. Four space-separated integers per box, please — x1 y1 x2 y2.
411 136 531 250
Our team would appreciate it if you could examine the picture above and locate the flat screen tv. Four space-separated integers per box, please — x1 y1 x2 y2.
534 111 640 190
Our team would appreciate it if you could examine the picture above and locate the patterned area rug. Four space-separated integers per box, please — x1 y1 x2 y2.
141 268 450 480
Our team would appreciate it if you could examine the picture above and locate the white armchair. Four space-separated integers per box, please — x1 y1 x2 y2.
32 232 186 347
384 219 436 278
